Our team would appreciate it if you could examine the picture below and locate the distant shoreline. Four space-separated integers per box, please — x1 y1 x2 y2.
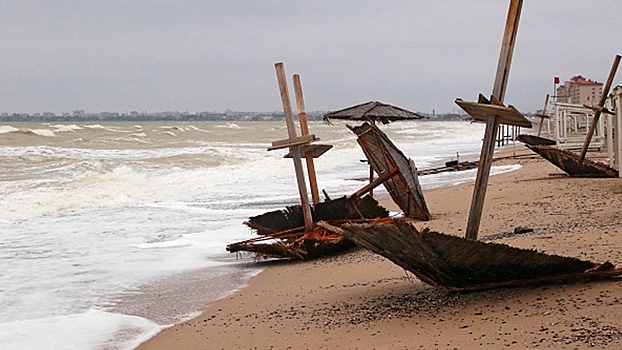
1 114 475 123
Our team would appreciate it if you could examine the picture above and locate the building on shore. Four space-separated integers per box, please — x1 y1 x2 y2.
556 75 603 105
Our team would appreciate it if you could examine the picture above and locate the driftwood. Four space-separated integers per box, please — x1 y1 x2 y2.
417 160 479 176
348 122 430 221
323 219 622 292
227 196 390 260
226 223 359 260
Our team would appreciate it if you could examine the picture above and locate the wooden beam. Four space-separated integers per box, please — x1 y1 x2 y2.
465 0 522 240
455 99 531 127
268 134 316 150
349 167 399 199
580 54 621 160
274 62 314 232
293 74 321 205
492 0 522 103
537 94 550 137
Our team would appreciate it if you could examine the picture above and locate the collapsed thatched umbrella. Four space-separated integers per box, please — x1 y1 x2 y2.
321 219 622 292
348 122 430 221
323 101 426 125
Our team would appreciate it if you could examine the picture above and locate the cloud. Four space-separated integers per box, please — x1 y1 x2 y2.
1 1 621 114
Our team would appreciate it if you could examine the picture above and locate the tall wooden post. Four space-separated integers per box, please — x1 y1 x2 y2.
537 94 550 137
293 74 321 205
275 63 314 232
580 55 621 160
465 0 522 240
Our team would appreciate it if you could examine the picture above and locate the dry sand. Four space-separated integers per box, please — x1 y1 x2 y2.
138 146 622 349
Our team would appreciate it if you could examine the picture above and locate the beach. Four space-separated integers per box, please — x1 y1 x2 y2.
138 147 622 349
1 120 498 349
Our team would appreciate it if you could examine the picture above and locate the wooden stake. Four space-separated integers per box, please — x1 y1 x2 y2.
537 94 550 137
275 62 314 232
293 74 321 205
349 167 399 199
465 0 522 240
369 164 375 197
580 54 621 160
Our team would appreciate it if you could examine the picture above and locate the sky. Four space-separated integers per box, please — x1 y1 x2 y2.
1 1 621 115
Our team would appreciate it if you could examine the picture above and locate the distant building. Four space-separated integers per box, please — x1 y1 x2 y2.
556 75 603 105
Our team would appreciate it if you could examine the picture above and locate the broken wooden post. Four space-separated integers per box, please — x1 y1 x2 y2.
274 62 314 232
537 94 550 137
293 74 321 205
465 0 523 240
580 54 621 160
348 167 399 200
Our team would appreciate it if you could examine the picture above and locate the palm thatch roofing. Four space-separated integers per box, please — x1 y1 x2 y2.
516 134 556 146
323 101 426 125
348 122 430 221
226 196 390 260
322 219 622 292
520 144 618 178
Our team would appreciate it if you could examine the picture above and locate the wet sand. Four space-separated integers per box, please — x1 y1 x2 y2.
138 146 622 349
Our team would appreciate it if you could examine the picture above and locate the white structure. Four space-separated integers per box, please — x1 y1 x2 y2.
607 85 622 177
551 102 605 150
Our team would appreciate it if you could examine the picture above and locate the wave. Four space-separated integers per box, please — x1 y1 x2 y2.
0 126 55 137
0 165 178 220
50 124 82 133
0 309 161 350
81 124 129 133
216 123 241 129
0 125 19 134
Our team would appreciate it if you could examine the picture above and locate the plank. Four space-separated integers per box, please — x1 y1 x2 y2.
455 99 531 128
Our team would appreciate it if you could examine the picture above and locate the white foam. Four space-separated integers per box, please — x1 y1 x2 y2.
26 128 56 137
0 309 161 350
216 122 241 129
0 125 19 134
0 120 498 349
0 165 177 220
51 124 82 132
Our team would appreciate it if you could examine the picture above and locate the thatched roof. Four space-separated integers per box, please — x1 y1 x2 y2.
244 195 389 235
348 122 430 221
227 196 390 260
323 219 622 292
323 101 426 125
522 144 618 178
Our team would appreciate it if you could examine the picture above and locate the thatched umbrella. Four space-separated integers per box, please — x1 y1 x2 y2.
323 101 426 125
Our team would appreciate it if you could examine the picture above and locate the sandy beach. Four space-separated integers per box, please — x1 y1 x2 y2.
138 146 622 349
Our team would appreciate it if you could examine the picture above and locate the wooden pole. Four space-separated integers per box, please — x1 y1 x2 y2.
275 62 314 232
293 74 321 205
349 167 399 199
537 94 550 137
465 0 522 240
580 55 621 160
369 165 375 197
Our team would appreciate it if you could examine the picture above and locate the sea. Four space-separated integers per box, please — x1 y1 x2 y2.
0 120 521 349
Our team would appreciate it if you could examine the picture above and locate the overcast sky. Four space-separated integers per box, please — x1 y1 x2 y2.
2 1 621 115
